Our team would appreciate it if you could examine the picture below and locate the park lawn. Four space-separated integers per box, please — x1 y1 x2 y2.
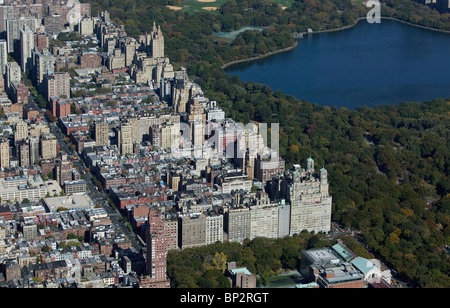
171 0 297 14
174 0 228 14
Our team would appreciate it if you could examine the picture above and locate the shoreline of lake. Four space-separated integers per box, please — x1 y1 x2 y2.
221 41 298 70
221 16 450 70
309 16 450 36
224 18 450 109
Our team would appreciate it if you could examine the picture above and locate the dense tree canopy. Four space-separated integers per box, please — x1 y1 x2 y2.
167 233 330 287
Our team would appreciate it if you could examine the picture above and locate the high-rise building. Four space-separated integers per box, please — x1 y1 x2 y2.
147 22 164 59
0 138 10 169
43 72 70 101
160 123 179 150
21 26 36 72
79 52 101 68
255 154 285 185
225 207 251 243
40 133 57 160
437 0 450 12
48 4 68 27
56 153 73 187
206 213 223 245
78 18 94 36
0 39 7 75
95 122 109 147
29 137 39 166
164 220 178 251
32 48 55 86
168 171 180 192
249 192 279 240
35 33 49 53
119 121 133 155
43 14 63 34
121 38 137 67
14 121 28 143
414 0 450 12
22 224 37 241
6 17 38 53
6 61 21 89
171 78 190 113
18 139 30 167
8 81 29 104
144 210 170 288
190 120 204 148
285 158 332 234
178 213 206 249
49 97 71 118
149 125 161 148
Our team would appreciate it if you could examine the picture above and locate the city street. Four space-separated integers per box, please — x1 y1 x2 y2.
28 92 144 254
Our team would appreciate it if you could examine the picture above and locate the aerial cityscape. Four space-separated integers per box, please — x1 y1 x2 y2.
0 0 448 293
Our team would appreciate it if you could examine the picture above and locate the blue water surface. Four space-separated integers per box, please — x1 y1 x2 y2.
225 20 450 109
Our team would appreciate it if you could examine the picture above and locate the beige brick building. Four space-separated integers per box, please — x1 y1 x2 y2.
40 133 57 160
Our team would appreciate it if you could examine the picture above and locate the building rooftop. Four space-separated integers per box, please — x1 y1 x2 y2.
303 247 340 265
331 243 355 262
230 267 252 276
351 257 378 276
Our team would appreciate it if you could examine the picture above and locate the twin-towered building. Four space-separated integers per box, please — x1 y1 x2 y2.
226 157 331 242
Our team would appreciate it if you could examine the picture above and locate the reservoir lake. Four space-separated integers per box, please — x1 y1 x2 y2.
225 19 450 109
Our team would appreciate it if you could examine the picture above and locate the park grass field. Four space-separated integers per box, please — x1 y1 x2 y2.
168 0 297 14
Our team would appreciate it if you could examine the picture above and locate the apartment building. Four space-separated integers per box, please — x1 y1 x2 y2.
40 133 57 160
43 72 70 101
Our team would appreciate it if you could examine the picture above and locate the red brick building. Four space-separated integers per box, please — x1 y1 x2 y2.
58 117 90 136
8 81 28 104
141 210 170 288
50 97 71 118
0 205 13 221
79 52 102 68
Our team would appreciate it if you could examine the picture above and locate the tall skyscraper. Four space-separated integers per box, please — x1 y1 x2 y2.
147 22 164 59
286 158 332 234
20 27 34 72
145 210 170 288
0 39 7 75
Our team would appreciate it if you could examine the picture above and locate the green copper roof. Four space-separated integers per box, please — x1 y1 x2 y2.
331 243 353 262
